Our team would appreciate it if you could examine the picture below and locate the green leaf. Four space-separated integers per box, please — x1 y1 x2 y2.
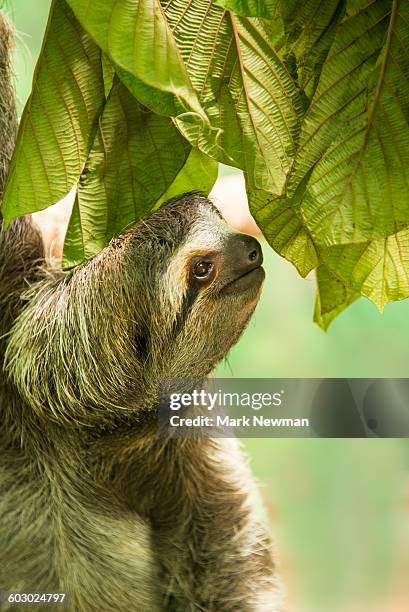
214 0 279 18
248 185 318 277
154 148 218 210
163 1 303 193
279 0 345 100
321 230 409 310
1 0 105 225
101 53 115 98
62 83 191 268
62 195 84 269
65 0 205 120
314 264 359 330
291 0 409 246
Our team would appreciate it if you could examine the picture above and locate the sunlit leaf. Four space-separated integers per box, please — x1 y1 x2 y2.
154 148 218 209
61 195 83 268
248 178 318 277
66 0 205 120
314 263 359 330
321 230 409 310
292 0 409 246
1 0 105 225
62 83 191 268
101 53 115 98
163 0 303 193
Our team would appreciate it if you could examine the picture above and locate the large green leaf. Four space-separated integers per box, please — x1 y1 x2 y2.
62 83 193 268
314 263 359 330
321 230 409 310
1 0 105 225
61 195 84 268
65 0 205 120
163 0 303 194
248 184 318 277
291 0 409 246
278 0 345 100
215 0 345 101
154 148 218 209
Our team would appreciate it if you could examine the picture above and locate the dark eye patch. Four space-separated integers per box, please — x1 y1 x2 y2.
171 286 200 339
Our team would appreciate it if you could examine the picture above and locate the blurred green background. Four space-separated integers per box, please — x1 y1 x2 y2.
3 1 409 610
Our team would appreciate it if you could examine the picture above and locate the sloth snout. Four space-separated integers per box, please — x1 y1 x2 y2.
226 233 263 277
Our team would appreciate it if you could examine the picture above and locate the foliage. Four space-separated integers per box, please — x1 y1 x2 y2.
2 0 409 326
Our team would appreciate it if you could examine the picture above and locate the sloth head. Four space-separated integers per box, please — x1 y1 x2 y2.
5 194 264 427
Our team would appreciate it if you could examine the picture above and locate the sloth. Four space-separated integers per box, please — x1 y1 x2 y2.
0 13 282 612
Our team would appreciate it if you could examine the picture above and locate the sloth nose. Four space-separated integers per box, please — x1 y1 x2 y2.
228 233 263 275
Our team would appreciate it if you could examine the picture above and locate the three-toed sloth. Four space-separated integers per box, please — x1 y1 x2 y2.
0 13 282 612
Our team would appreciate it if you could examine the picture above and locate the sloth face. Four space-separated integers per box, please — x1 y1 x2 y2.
5 194 264 426
122 193 265 379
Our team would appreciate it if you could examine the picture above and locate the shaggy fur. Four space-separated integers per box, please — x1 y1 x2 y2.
0 13 283 611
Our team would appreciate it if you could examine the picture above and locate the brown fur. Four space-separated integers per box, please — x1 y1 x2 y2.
0 12 282 611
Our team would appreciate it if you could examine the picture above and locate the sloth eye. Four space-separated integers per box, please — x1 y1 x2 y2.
193 260 214 279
